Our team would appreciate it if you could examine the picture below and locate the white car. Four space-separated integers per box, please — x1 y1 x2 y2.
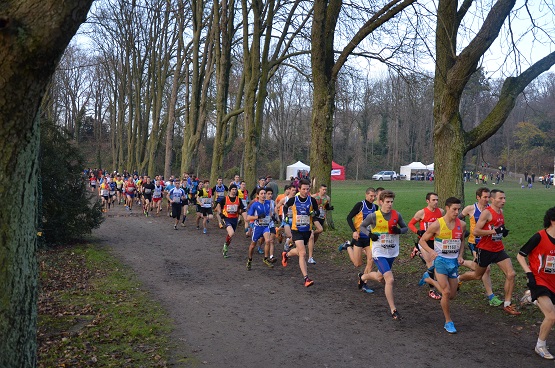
372 171 398 181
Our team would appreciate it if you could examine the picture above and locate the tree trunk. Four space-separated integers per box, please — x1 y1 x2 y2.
0 2 93 366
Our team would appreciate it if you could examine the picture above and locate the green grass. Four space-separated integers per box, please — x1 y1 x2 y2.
317 178 555 320
38 245 198 367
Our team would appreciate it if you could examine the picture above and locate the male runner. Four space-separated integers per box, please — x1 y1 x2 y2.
152 178 164 215
309 184 331 264
246 188 273 270
217 184 246 258
338 187 378 293
141 176 155 217
517 207 555 359
281 179 319 287
458 187 501 306
124 176 136 211
212 177 229 228
458 189 521 315
196 180 213 234
167 179 186 230
418 197 466 333
408 192 444 300
359 190 408 319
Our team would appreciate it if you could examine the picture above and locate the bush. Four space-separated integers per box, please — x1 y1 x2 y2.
39 120 103 245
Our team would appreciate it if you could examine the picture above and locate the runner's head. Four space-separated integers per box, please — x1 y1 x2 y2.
265 187 273 200
444 197 461 219
365 187 376 203
544 207 555 229
379 190 395 212
318 184 327 196
298 179 310 198
475 187 490 205
229 184 238 196
425 192 439 209
256 187 266 202
489 189 505 209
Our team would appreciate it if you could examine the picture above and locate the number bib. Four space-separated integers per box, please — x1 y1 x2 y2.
296 215 310 227
318 208 326 219
544 256 555 274
378 234 397 249
440 239 460 254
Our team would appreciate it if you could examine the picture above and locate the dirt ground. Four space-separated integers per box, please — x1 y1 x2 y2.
92 202 551 367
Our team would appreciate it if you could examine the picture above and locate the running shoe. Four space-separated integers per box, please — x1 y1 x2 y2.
307 257 316 264
444 321 457 334
304 277 314 287
520 290 532 306
428 290 442 300
181 222 186 227
219 223 224 229
284 239 291 252
488 295 503 307
361 283 374 294
503 304 522 315
338 240 351 252
196 226 200 230
203 228 207 234
263 258 274 268
269 256 277 263
246 259 252 271
222 243 229 258
257 246 264 254
281 251 288 267
357 272 364 290
535 346 555 360
174 225 177 230
391 309 401 320
419 271 430 286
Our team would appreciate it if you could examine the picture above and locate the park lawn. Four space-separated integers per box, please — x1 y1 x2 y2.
316 178 555 318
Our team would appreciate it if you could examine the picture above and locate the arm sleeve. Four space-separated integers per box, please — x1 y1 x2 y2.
346 202 363 232
396 213 409 234
359 213 377 236
519 232 542 256
283 197 295 217
408 217 419 233
310 197 320 216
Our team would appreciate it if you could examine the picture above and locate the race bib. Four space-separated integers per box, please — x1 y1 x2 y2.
318 208 326 219
296 214 310 227
544 256 555 274
226 204 238 214
441 239 461 254
378 234 398 249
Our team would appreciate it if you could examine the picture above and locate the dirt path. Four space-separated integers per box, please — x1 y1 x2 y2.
93 203 549 367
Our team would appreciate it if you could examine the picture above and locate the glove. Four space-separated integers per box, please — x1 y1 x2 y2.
271 214 278 222
327 205 334 211
284 216 289 223
369 232 379 242
391 226 401 234
258 214 266 219
464 230 470 238
526 272 536 288
310 210 319 218
495 225 509 237
416 230 425 237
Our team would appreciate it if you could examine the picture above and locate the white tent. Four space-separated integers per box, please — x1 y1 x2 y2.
286 161 310 179
426 163 434 170
399 161 427 180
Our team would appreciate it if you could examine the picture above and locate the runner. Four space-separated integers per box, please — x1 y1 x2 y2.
196 180 213 234
359 190 408 319
212 178 229 228
108 177 117 208
141 176 155 217
124 176 136 211
276 185 297 251
152 178 164 215
408 192 445 300
167 179 186 230
338 187 378 293
238 181 250 236
309 184 331 264
264 187 279 263
99 179 110 212
164 179 175 217
275 185 291 243
246 187 273 270
458 189 521 315
458 187 501 306
217 184 246 258
418 197 466 333
281 179 319 287
115 175 124 204
516 207 555 359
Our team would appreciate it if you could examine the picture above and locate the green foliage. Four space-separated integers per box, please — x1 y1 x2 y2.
39 120 103 245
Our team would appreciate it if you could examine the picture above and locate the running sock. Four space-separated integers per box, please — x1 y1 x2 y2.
304 275 309 281
182 216 187 223
226 235 232 244
538 339 547 348
503 301 511 308
488 294 495 301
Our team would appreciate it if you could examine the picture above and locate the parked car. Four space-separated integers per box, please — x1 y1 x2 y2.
372 171 398 181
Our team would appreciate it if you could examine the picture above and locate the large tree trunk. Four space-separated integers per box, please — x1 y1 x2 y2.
0 2 93 366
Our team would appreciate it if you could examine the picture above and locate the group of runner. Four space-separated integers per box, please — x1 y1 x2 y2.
90 171 555 359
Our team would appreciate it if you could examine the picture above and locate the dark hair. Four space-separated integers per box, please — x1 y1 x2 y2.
445 197 461 208
229 184 237 191
426 192 438 201
379 190 395 201
299 179 310 187
320 184 327 188
265 186 273 193
544 207 555 228
475 187 490 198
256 187 266 195
284 184 291 191
490 189 504 198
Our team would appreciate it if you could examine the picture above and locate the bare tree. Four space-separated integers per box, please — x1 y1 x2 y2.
432 0 555 201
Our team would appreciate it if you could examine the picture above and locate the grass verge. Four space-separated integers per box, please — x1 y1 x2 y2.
37 244 195 367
